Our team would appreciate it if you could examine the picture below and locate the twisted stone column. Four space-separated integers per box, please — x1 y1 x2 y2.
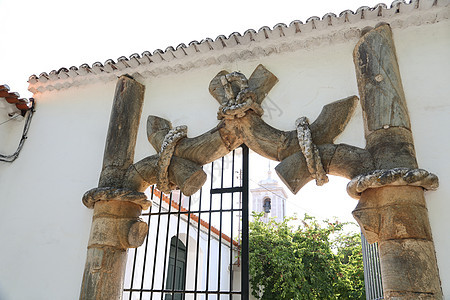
352 24 442 299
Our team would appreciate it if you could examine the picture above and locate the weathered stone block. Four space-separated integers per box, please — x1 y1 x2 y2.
379 239 442 298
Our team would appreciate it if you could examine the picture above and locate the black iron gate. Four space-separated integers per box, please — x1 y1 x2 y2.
124 145 249 300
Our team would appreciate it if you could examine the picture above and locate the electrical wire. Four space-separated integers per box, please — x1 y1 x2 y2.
0 113 21 126
0 99 35 162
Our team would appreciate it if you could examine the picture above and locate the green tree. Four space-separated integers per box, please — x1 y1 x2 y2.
249 213 365 300
333 231 366 299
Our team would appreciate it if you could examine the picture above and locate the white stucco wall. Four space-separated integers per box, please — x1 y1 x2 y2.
0 19 448 299
399 22 450 298
0 83 116 300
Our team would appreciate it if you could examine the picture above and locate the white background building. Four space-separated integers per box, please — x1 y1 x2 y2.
250 169 287 223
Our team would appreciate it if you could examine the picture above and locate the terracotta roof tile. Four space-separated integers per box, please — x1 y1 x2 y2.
0 84 33 112
27 0 450 93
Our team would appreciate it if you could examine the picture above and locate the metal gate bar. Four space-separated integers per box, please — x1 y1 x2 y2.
210 145 249 299
124 145 249 300
241 145 249 299
361 233 384 300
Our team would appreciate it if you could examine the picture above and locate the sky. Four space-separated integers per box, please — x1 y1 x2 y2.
0 0 385 98
0 0 383 228
248 152 360 230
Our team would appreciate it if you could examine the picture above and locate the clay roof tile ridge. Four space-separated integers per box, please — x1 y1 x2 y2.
27 0 450 92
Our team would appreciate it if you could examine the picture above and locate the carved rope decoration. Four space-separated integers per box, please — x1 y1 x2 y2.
128 65 363 196
296 117 329 186
82 187 150 209
347 168 439 199
218 72 263 119
157 125 188 194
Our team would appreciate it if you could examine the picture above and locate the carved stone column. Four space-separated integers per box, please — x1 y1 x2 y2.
80 76 150 300
352 24 442 299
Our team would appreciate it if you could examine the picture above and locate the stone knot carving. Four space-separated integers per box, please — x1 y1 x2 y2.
82 187 150 209
296 116 329 186
160 125 188 151
347 168 439 199
217 71 263 120
157 125 188 194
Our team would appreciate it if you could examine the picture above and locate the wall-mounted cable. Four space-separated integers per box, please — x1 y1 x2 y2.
0 99 35 162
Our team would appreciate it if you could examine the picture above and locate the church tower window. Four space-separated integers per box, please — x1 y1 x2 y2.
263 197 271 213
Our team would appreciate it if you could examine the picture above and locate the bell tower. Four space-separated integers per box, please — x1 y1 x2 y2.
250 165 287 223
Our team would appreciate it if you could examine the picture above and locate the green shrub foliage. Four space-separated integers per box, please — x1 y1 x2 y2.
249 213 365 299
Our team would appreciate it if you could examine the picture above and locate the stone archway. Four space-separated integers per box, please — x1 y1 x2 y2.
80 24 442 300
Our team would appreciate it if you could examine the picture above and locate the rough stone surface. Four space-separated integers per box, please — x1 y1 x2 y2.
366 127 418 170
379 239 442 298
156 125 188 193
353 24 411 135
141 68 359 196
352 24 442 299
80 200 147 300
81 76 148 300
276 143 373 194
352 186 432 242
296 117 329 186
99 75 145 188
82 187 150 210
88 201 147 249
80 247 127 300
347 168 439 199
209 64 278 106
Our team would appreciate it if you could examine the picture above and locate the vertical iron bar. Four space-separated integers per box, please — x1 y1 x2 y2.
128 185 155 300
161 192 174 300
135 186 152 300
205 162 215 299
361 233 384 300
194 186 204 300
369 238 376 299
130 186 154 300
217 157 225 295
368 238 374 300
127 247 138 300
375 243 383 299
183 195 192 300
370 244 376 299
229 150 236 299
150 189 165 300
369 238 375 299
362 234 368 299
361 233 371 300
370 244 378 299
241 145 249 300
124 149 249 299
171 192 184 299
